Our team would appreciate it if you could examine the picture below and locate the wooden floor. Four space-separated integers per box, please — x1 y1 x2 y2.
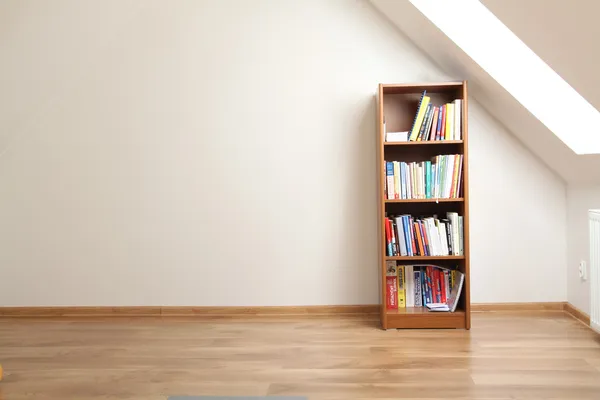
1 311 600 399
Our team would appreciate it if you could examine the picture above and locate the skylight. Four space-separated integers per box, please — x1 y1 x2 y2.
409 0 600 155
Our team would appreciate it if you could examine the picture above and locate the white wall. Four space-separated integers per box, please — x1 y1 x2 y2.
0 0 567 306
567 185 600 314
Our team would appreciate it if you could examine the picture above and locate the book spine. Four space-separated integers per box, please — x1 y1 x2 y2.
400 162 406 199
397 266 406 308
394 161 400 199
454 99 461 140
424 104 435 141
409 95 430 141
390 219 398 256
414 268 423 306
419 220 430 256
459 216 464 255
414 221 424 256
440 104 447 141
425 161 431 199
443 270 450 302
405 266 414 308
429 106 439 141
386 275 398 309
455 155 463 198
385 218 391 256
451 155 460 198
395 217 407 256
445 103 454 140
426 267 433 304
386 162 394 200
443 219 452 255
417 104 432 141
402 215 412 256
435 269 442 303
436 105 443 140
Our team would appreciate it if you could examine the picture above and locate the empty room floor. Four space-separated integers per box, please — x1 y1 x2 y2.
1 311 600 399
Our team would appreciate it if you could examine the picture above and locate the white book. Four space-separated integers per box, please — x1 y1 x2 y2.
448 212 460 256
427 218 441 256
405 266 415 307
395 216 407 257
439 221 449 255
386 131 409 142
453 99 462 140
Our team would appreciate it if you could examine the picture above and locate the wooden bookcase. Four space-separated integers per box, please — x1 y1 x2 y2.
377 82 470 330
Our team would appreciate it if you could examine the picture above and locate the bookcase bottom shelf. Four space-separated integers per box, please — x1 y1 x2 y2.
384 307 466 329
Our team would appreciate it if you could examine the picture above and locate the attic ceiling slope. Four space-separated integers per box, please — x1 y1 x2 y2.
370 0 600 184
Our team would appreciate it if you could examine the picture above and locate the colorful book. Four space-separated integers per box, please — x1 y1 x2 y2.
440 104 447 140
386 261 398 309
385 218 392 256
395 216 407 256
429 106 439 141
386 161 394 200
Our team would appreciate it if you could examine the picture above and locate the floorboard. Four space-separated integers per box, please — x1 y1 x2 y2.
1 311 599 399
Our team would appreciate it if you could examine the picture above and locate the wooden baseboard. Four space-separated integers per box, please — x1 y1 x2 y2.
0 303 586 319
471 302 565 312
0 305 379 318
563 303 591 326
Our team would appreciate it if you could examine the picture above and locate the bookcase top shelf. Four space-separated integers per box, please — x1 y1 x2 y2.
381 82 464 95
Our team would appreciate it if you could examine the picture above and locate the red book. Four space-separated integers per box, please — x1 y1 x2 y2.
385 218 392 256
419 220 430 256
409 216 417 255
440 270 447 303
435 269 443 303
440 105 447 141
386 275 398 309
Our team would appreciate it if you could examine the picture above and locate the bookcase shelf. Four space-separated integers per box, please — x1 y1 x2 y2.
385 198 464 204
377 81 470 330
385 255 465 261
384 140 463 146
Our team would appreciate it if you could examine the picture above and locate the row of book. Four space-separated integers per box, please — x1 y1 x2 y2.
408 91 462 141
385 212 463 257
385 154 463 200
386 262 465 311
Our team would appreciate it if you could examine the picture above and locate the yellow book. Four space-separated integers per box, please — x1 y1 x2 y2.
445 103 454 140
451 155 461 198
397 265 406 308
409 96 431 141
393 161 400 199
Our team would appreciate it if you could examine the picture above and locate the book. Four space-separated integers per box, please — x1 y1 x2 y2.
386 161 394 200
386 261 398 309
453 99 462 140
429 106 439 141
385 218 393 256
386 131 409 142
417 104 433 141
408 92 430 141
445 103 454 140
440 105 446 140
397 266 406 308
405 265 415 307
414 267 423 307
395 216 407 256
393 161 400 199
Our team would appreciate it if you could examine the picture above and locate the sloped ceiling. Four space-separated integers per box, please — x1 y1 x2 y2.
371 0 600 184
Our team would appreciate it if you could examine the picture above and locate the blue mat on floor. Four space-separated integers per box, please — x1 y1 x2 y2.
169 398 306 400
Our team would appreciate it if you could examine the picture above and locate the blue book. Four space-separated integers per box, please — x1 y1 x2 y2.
400 162 406 199
436 107 443 140
402 215 412 256
414 268 423 306
421 268 429 305
386 162 394 199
